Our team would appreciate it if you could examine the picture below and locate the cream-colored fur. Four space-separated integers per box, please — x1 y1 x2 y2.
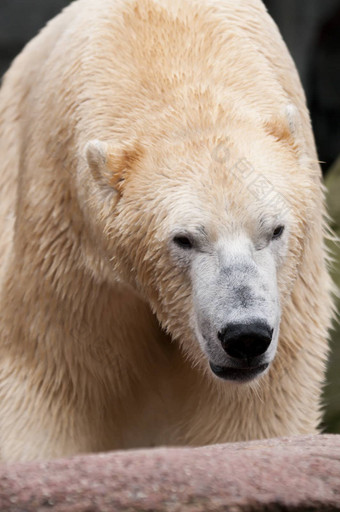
0 0 334 461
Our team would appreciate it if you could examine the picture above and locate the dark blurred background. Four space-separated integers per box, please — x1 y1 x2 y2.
0 1 339 432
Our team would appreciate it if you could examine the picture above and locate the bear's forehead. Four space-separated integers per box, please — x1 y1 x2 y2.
153 173 290 237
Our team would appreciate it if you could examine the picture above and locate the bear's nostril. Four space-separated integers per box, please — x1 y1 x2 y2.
219 322 273 360
226 336 270 359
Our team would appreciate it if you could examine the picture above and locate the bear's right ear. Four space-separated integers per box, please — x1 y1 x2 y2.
85 139 143 194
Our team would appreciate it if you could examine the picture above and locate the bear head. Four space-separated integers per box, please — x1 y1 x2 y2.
80 106 316 384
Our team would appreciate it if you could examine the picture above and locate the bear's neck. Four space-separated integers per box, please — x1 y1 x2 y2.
3 217 201 397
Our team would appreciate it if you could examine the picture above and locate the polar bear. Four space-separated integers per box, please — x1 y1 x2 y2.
0 0 334 461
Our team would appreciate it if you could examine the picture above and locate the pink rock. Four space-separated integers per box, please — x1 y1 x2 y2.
0 435 339 511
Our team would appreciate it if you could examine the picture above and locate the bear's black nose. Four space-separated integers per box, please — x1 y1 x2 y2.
218 322 273 360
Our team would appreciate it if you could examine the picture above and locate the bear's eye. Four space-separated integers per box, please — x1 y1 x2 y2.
272 225 285 240
173 235 193 249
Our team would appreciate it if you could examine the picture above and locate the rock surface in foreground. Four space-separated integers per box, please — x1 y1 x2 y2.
0 435 339 512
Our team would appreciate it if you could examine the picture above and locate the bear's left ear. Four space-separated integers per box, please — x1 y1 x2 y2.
284 104 311 168
85 139 144 193
264 104 309 167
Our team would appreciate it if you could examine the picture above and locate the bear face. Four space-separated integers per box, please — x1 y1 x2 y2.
83 111 311 384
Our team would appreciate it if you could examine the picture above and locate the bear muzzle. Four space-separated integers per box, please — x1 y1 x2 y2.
206 321 273 382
